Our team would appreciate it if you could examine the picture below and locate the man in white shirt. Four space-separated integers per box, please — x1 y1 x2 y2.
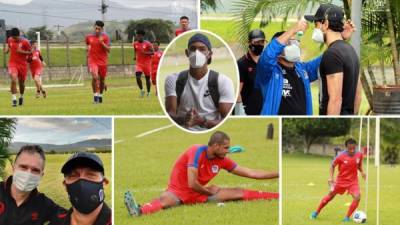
164 33 235 131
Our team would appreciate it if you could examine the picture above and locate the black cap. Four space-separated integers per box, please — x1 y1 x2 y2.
61 152 104 175
188 33 212 50
248 29 265 41
304 4 344 23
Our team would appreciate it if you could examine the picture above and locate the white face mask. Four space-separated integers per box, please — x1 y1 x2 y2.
189 50 207 68
13 170 41 192
283 44 301 63
312 28 325 43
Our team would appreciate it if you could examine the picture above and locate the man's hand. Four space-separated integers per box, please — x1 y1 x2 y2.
99 36 104 42
342 20 356 41
295 19 308 33
185 108 205 128
361 172 366 180
205 185 220 195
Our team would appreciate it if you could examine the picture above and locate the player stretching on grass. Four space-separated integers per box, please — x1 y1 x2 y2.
124 131 279 216
29 40 46 98
4 28 31 107
85 20 110 104
133 30 153 97
310 138 366 222
151 40 163 96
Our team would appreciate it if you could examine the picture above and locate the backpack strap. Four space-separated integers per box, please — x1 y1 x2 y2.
208 70 220 108
176 70 189 106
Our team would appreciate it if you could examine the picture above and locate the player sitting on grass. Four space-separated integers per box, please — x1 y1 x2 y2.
124 131 279 216
133 29 154 98
4 28 32 107
28 40 46 98
85 20 110 104
310 138 366 222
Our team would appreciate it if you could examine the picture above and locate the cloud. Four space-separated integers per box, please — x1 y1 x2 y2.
17 118 93 131
0 0 32 5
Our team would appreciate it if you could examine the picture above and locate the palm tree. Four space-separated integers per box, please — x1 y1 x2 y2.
201 0 221 12
0 118 16 180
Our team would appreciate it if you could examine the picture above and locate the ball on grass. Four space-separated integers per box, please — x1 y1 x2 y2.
217 202 225 207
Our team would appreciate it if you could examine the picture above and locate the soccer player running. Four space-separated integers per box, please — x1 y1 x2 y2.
85 20 110 104
124 131 279 216
151 40 163 96
28 40 46 98
175 16 191 37
3 28 32 107
133 30 154 97
311 138 366 222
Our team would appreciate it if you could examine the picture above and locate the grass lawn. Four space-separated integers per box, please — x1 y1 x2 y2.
114 117 279 225
283 153 378 225
3 153 112 209
0 77 163 115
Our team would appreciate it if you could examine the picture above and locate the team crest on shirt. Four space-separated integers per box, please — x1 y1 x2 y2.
0 201 5 215
356 158 360 164
248 67 253 72
31 211 39 221
344 160 348 164
211 165 219 173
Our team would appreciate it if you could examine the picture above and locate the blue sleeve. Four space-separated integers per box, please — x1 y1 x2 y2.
302 55 322 82
255 38 286 88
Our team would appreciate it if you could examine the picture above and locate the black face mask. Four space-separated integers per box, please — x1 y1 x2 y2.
66 179 104 214
249 44 264 56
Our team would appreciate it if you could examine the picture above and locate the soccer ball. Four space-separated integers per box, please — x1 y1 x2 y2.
353 210 367 223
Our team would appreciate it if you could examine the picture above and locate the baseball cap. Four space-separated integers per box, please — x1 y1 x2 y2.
188 33 212 50
304 3 344 23
248 29 265 41
61 152 104 175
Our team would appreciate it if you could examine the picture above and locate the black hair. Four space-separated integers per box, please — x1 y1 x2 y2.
11 27 20 37
153 40 160 45
327 19 344 32
180 16 189 21
271 31 286 41
345 138 357 146
136 29 145 35
15 145 46 166
95 20 104 28
208 131 230 146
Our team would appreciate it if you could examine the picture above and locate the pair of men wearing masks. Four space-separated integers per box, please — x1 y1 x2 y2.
165 33 235 131
255 4 359 115
0 145 111 225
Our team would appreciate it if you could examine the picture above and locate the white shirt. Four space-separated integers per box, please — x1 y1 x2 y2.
165 69 235 131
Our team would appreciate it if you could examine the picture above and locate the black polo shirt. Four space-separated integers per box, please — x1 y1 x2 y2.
49 202 112 225
0 176 63 225
237 53 263 115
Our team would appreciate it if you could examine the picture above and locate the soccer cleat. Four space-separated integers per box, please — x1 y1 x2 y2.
42 90 47 98
124 190 141 216
147 92 150 98
140 90 145 98
36 91 40 98
93 96 99 104
342 217 351 222
98 96 103 103
12 100 17 107
310 211 318 220
18 97 23 106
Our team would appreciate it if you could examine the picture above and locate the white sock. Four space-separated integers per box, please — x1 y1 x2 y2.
12 95 16 101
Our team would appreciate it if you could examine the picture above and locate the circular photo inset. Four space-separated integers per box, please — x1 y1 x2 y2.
157 29 239 133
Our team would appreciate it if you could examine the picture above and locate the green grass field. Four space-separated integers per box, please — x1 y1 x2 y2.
0 77 163 115
114 118 279 225
283 153 378 225
379 165 400 225
3 153 112 209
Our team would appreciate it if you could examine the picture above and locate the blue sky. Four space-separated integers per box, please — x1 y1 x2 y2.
13 118 112 145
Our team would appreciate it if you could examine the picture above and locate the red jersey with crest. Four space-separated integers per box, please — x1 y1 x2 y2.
7 37 30 66
167 145 237 195
29 50 43 70
133 40 152 65
151 50 163 74
85 32 110 66
332 150 363 186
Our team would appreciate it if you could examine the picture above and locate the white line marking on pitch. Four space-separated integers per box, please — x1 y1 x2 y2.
114 140 124 144
135 124 174 138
